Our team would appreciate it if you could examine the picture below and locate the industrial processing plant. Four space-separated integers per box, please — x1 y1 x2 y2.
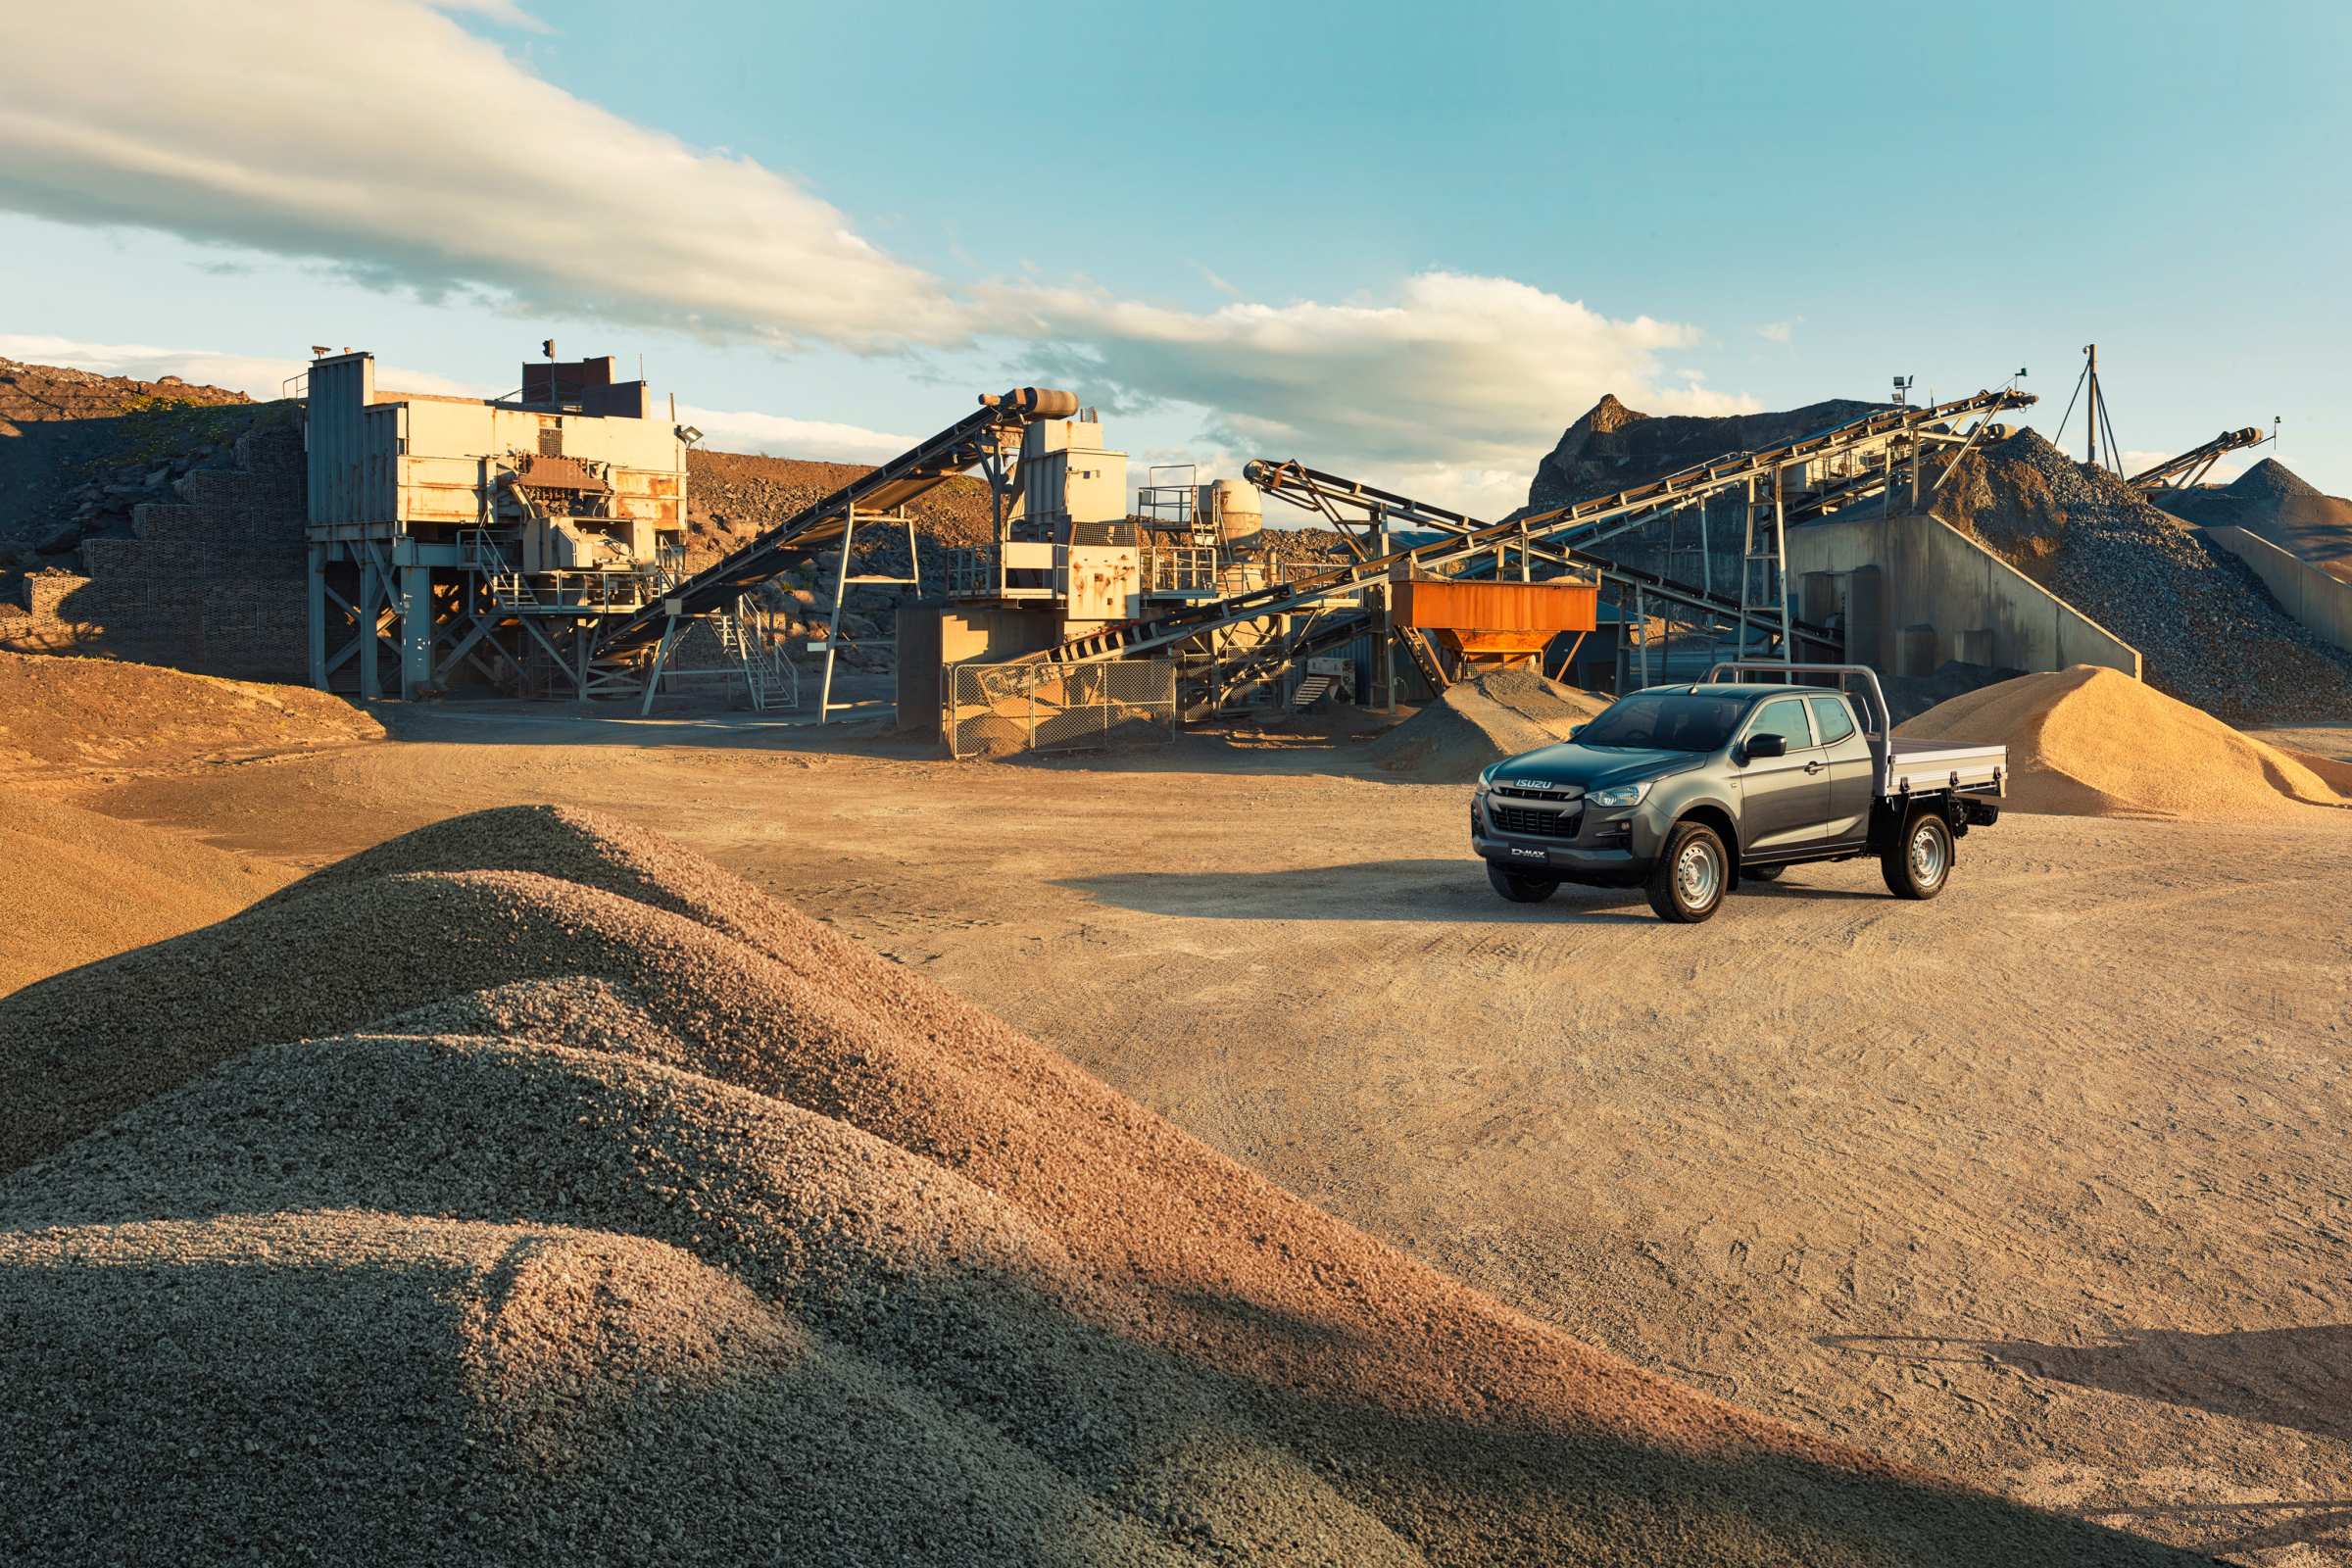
5 3 2352 1565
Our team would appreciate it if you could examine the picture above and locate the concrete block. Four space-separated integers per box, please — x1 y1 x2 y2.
1800 570 1841 626
1899 622 1938 677
1846 565 1887 671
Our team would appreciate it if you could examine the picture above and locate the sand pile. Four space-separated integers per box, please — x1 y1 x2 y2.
0 807 2198 1565
0 650 379 781
1363 668 1611 781
0 799 288 994
1900 665 2348 819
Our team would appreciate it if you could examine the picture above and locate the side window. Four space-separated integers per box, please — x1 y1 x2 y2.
1747 698 1814 750
1808 695 1856 746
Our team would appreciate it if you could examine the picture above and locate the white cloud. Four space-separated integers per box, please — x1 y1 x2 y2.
985 270 1754 496
416 0 550 30
1192 263 1244 298
0 333 481 401
0 4 1773 502
1756 320 1793 344
0 1 962 352
673 403 915 465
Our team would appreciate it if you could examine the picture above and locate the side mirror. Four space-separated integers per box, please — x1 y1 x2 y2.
1744 733 1788 760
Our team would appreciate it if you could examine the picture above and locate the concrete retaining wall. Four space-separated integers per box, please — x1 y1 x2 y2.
2202 524 2352 654
2 425 308 678
1786 511 2140 679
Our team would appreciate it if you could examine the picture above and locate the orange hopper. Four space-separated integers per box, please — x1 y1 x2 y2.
1391 577 1599 670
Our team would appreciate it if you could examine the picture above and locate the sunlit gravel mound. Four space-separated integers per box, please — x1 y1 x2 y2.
0 806 2206 1565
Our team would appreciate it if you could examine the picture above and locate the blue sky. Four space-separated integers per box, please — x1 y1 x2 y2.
4 0 2347 515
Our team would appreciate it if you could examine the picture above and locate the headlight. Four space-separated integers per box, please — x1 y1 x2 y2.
1474 765 1495 794
1587 780 1650 809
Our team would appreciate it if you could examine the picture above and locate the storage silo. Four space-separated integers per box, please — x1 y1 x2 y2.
1200 478 1262 550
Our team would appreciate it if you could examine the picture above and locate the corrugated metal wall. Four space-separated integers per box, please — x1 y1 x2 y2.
305 354 378 525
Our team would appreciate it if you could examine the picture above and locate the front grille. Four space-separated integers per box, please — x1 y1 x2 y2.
1494 784 1580 802
1494 805 1582 839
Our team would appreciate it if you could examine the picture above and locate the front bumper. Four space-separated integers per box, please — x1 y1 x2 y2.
1471 792 1664 887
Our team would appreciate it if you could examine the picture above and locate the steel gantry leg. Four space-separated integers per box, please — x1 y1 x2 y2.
640 614 683 716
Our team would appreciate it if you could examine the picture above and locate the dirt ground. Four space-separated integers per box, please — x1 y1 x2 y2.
32 702 2352 1565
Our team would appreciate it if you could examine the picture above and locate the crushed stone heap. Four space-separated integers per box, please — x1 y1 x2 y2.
1934 430 2352 724
0 806 2201 1566
1363 669 1610 781
2155 456 2352 584
0 650 380 783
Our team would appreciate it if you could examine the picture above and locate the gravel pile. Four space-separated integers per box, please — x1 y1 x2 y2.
0 798 288 995
2156 457 2352 583
1936 432 2352 723
0 807 2206 1565
1363 669 1610 781
0 650 381 782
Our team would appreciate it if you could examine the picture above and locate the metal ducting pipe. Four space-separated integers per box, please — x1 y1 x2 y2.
979 387 1080 417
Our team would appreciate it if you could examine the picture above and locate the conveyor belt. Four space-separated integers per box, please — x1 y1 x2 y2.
593 386 1076 658
1008 388 2033 669
2127 427 2264 494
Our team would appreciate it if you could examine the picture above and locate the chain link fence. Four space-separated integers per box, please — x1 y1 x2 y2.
948 659 1176 759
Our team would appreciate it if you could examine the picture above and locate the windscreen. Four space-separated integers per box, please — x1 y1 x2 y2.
1576 691 1751 753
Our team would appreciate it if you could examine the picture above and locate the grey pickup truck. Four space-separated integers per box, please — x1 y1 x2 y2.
1471 662 2006 922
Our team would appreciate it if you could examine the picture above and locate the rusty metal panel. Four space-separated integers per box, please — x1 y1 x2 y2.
1394 578 1598 633
513 454 611 492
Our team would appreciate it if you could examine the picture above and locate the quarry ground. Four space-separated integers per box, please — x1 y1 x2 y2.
36 707 2352 1566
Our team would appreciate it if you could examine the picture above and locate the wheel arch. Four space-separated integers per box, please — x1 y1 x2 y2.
1673 801 1740 863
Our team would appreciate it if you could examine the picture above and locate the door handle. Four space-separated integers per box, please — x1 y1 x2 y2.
1803 760 1825 775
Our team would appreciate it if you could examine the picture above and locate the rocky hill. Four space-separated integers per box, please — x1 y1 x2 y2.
1509 394 2352 724
0 359 262 561
1932 430 2352 722
2152 457 2352 583
1516 393 1884 514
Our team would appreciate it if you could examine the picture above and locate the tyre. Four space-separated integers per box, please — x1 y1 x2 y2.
1646 820 1729 923
1742 864 1784 883
1486 862 1558 904
1882 807 1953 900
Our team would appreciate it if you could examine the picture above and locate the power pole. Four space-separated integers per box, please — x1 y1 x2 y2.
2083 344 2099 467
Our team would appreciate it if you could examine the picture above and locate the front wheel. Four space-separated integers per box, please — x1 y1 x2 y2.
1486 862 1557 904
1646 821 1729 923
1882 808 1953 900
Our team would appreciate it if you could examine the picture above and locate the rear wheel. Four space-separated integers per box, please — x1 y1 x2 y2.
1486 862 1557 904
1646 821 1729 923
1882 807 1952 900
